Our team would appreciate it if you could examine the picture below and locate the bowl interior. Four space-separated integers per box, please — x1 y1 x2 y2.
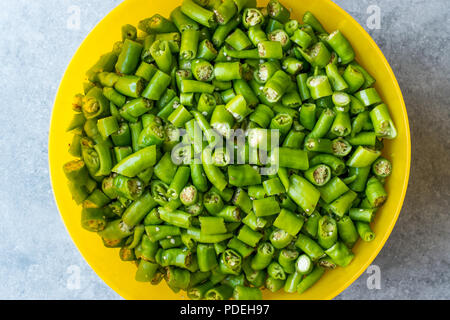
49 0 410 300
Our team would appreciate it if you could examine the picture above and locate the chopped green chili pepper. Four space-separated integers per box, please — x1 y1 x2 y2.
116 39 143 75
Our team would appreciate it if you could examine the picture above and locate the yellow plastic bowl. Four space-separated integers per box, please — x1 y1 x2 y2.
49 0 410 300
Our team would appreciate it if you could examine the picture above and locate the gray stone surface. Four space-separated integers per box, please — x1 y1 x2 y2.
0 0 448 300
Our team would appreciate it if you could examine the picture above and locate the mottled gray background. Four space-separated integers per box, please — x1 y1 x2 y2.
0 0 448 300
